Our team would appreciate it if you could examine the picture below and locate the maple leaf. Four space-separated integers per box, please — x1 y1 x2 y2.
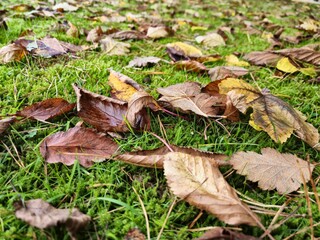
100 37 131 55
16 98 75 121
40 126 119 167
157 82 223 117
230 148 315 194
14 199 90 239
219 78 320 149
73 85 129 132
164 152 259 226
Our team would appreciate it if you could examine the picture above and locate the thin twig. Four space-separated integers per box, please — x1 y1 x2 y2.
149 132 174 152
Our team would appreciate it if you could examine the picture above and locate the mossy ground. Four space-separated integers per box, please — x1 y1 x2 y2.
0 0 320 239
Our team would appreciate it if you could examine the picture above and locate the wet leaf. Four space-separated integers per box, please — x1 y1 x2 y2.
230 148 315 194
164 152 259 226
108 70 142 102
158 82 222 117
127 56 163 68
73 85 129 133
219 78 320 149
100 37 130 55
195 227 259 240
40 126 118 167
195 32 226 47
0 43 27 63
16 98 75 121
116 145 228 168
14 199 90 239
0 117 16 135
209 66 249 81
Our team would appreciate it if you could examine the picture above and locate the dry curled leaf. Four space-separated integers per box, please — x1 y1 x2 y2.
195 227 259 240
40 126 119 167
158 82 223 117
209 66 249 81
0 117 16 134
230 148 315 194
73 84 129 133
127 56 163 68
86 26 104 43
0 43 27 63
14 199 90 240
164 152 259 226
174 60 208 73
16 98 75 121
115 145 228 168
219 78 320 149
166 42 203 61
100 37 131 55
108 30 146 40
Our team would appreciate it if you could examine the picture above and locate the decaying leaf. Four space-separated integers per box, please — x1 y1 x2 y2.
230 148 315 194
219 78 320 149
195 227 259 240
14 199 90 239
158 82 223 117
164 152 259 226
100 37 131 55
0 43 27 63
195 32 226 47
108 70 142 101
115 145 228 168
127 56 163 68
0 117 16 134
16 98 75 121
40 126 119 167
225 54 250 67
209 66 249 81
174 60 208 73
73 85 129 132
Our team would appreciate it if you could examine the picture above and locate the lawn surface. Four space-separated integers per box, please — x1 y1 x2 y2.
1 0 320 239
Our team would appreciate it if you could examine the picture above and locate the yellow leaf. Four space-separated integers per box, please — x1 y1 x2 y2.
300 67 317 77
166 42 203 58
249 114 262 131
191 26 208 31
225 54 250 67
276 57 298 73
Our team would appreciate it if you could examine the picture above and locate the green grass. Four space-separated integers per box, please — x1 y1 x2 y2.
1 0 320 239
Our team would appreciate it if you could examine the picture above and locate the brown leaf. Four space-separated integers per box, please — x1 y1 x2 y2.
0 117 16 135
244 51 281 66
208 66 248 81
53 2 78 12
230 148 315 194
108 70 142 102
14 199 90 239
127 56 163 68
0 43 27 63
195 227 259 240
164 152 259 226
219 78 320 149
16 98 75 121
116 145 228 168
40 126 118 167
174 60 208 73
158 82 222 117
73 84 129 133
108 30 147 40
86 26 104 42
66 22 79 38
124 228 146 240
100 37 131 55
146 26 172 39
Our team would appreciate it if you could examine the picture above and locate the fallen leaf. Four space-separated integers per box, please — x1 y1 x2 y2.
298 19 318 32
16 98 75 121
166 42 203 61
158 82 222 117
225 54 250 67
0 43 27 63
108 70 142 102
164 152 259 226
86 26 104 42
14 199 90 239
115 145 228 168
124 228 146 240
40 126 118 167
127 56 163 68
174 60 208 73
109 30 146 40
195 227 259 240
276 57 299 73
0 117 16 134
66 22 79 38
195 32 226 47
230 148 315 194
73 85 129 133
219 78 320 149
11 4 34 12
53 2 78 12
244 51 281 66
100 37 131 55
208 66 249 81
146 26 172 39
